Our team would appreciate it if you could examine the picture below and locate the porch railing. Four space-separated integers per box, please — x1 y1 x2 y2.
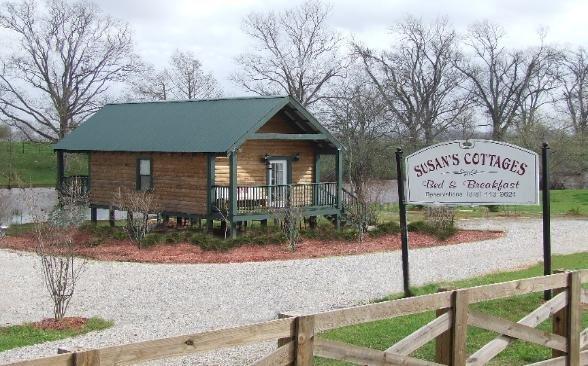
212 182 338 214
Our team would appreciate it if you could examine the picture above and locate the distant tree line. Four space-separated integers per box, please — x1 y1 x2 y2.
0 0 585 189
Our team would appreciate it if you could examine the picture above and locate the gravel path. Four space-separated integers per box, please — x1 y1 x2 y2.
0 218 586 365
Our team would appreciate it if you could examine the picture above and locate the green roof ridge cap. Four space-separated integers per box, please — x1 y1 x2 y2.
106 95 289 106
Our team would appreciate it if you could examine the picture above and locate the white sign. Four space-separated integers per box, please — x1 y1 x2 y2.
405 140 539 205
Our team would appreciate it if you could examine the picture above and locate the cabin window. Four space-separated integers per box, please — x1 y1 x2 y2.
137 158 152 191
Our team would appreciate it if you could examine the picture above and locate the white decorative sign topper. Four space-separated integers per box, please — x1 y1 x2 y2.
405 140 539 205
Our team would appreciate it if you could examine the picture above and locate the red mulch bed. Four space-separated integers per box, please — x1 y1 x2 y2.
32 317 87 331
0 229 503 264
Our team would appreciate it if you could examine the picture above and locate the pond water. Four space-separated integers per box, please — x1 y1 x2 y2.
0 188 125 226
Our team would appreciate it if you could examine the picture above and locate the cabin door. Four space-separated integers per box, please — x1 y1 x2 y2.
268 159 288 206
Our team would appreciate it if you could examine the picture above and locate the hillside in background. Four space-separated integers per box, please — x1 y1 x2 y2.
0 142 86 188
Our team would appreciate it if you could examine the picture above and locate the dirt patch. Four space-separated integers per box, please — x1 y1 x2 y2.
31 317 87 331
0 229 503 264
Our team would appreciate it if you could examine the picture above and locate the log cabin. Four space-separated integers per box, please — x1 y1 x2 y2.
53 96 354 238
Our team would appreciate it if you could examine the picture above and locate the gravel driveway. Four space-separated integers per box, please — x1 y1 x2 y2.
0 218 586 365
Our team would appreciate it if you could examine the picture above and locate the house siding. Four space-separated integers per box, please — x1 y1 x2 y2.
215 140 315 186
89 152 208 215
215 114 315 186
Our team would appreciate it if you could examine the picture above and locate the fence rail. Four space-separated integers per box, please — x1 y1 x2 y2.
4 270 587 366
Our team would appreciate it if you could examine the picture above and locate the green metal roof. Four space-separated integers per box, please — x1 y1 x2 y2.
54 95 338 153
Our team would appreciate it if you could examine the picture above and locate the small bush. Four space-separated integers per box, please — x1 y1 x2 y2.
163 232 182 244
112 230 127 241
408 220 457 241
141 233 163 247
301 223 338 241
340 228 358 241
301 222 364 242
485 205 500 213
189 233 208 245
369 221 401 236
188 232 241 251
198 237 236 251
242 227 285 245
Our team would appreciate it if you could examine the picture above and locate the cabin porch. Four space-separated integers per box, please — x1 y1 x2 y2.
205 147 346 238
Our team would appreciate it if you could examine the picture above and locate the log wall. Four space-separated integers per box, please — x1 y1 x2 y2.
215 140 315 186
89 152 208 215
215 113 315 186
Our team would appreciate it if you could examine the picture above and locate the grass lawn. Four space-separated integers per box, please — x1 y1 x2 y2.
0 141 87 188
0 317 113 352
316 252 588 365
377 189 588 221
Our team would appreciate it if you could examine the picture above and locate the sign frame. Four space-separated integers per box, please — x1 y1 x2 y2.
404 139 540 206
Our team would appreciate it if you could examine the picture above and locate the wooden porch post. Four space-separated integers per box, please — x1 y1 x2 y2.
56 150 64 192
206 153 215 233
313 152 320 205
335 149 343 230
229 150 238 239
310 152 320 229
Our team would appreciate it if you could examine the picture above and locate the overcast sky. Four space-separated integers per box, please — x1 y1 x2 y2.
44 0 588 95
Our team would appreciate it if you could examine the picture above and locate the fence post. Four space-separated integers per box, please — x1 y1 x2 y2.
57 347 100 366
74 350 100 366
295 315 315 366
451 290 469 366
567 271 581 366
552 269 568 358
436 287 454 364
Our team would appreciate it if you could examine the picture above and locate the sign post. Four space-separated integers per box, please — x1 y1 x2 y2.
541 143 551 300
395 148 411 297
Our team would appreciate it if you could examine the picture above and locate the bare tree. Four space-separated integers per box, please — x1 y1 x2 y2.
516 44 560 135
168 50 221 99
455 21 548 140
29 178 87 321
128 50 221 101
355 17 471 147
113 187 159 248
0 0 136 142
127 63 172 101
323 68 389 201
559 47 588 136
271 191 304 252
233 0 346 107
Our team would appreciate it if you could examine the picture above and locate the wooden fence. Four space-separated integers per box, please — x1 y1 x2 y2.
4 270 588 366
